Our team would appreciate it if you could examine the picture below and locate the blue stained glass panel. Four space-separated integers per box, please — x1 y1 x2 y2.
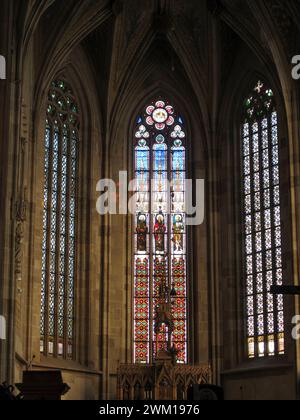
136 148 149 171
153 144 167 171
172 148 185 171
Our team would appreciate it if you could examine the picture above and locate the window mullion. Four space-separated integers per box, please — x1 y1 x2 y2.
167 142 172 350
250 124 259 358
44 124 54 357
149 138 154 364
270 116 279 355
54 124 63 358
259 119 268 357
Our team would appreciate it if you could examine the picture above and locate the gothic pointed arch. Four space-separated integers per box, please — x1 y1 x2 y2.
241 80 285 358
40 78 80 358
133 98 188 364
36 48 104 368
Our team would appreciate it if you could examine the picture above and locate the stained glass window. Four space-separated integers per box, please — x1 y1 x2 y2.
40 79 80 359
134 100 187 364
242 81 284 359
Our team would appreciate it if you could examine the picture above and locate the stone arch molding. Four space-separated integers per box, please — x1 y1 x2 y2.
109 81 207 157
16 0 297 116
34 46 103 145
23 1 113 108
17 0 297 155
218 69 285 142
107 11 209 140
27 46 104 370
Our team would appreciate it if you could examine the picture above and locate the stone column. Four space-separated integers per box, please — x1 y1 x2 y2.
0 0 14 384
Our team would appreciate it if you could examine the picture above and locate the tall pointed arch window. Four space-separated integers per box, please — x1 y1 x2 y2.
134 99 187 364
40 79 80 359
242 81 284 359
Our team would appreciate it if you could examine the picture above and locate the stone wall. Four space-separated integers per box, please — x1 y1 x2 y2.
0 0 299 400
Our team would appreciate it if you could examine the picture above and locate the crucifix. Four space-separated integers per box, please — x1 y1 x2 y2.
255 80 264 93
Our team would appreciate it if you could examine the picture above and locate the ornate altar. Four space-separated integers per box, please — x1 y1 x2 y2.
117 355 211 401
